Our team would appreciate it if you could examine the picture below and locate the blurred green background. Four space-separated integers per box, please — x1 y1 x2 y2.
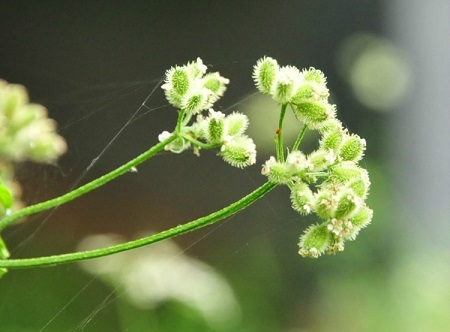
1 1 449 331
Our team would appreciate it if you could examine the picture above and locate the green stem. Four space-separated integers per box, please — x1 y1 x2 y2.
0 135 177 232
0 182 277 269
276 104 288 162
176 109 187 133
292 124 308 151
180 133 220 150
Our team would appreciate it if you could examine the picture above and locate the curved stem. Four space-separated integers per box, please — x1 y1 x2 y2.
0 181 277 269
0 135 177 232
292 124 308 151
276 104 288 162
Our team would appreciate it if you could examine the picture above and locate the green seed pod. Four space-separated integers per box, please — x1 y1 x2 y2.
347 175 370 199
207 117 225 144
314 188 338 219
329 162 366 184
182 89 212 114
298 223 332 258
320 127 344 153
253 57 279 95
339 134 366 162
302 67 327 86
290 84 316 104
307 148 336 171
225 112 249 137
349 205 373 229
292 101 332 127
202 72 229 101
290 181 315 215
219 136 256 168
171 67 190 96
335 188 362 219
273 66 299 104
267 161 294 184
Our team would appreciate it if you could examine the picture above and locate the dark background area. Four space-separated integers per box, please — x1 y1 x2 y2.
1 1 449 331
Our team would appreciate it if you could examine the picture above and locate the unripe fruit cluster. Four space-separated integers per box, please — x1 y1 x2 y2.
255 57 372 258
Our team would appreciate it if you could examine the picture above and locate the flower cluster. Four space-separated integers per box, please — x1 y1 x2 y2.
0 80 67 163
0 79 67 218
161 57 229 115
159 58 256 169
255 57 372 258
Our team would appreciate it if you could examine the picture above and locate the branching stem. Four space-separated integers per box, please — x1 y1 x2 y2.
0 181 276 269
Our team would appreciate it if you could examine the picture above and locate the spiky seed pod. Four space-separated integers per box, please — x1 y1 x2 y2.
225 112 249 137
253 56 279 95
339 134 366 162
273 66 300 104
219 136 256 168
290 181 315 215
307 148 336 172
298 223 332 258
292 101 334 128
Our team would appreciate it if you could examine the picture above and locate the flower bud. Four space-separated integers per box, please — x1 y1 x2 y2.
253 57 279 95
290 181 315 215
339 134 366 162
220 136 256 168
298 223 332 258
225 112 249 137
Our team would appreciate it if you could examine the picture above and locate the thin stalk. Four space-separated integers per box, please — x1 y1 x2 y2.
0 135 177 231
276 103 288 162
0 181 277 269
180 133 220 150
292 124 308 151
